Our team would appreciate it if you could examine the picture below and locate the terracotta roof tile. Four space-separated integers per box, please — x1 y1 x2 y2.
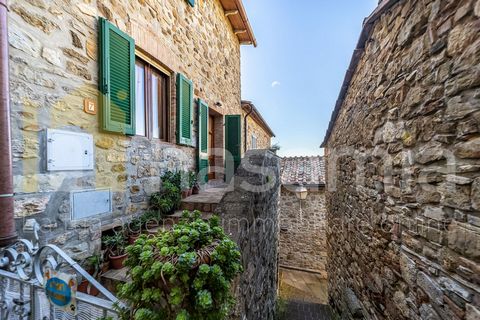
280 156 325 186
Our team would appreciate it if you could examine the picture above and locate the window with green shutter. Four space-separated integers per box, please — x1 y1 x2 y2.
176 74 194 146
99 18 136 135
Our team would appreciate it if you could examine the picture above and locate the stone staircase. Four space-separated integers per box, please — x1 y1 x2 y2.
180 186 227 212
102 182 229 292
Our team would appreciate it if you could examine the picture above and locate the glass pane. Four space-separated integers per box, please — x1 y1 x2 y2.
152 73 160 139
135 62 146 136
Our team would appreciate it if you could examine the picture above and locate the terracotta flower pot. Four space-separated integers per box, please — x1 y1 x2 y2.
78 279 100 296
128 233 140 245
181 190 189 199
78 279 89 293
192 185 200 195
101 262 110 273
109 253 127 270
187 188 193 196
145 221 159 234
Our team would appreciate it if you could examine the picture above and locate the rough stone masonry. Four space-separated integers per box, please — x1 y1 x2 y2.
323 0 480 319
8 0 243 259
216 150 281 320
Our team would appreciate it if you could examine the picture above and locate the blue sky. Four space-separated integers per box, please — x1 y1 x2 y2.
241 0 379 157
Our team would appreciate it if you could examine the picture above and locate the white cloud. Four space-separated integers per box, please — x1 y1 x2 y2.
271 81 281 88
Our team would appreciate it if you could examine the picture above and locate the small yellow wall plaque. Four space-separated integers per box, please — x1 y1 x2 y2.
84 98 97 115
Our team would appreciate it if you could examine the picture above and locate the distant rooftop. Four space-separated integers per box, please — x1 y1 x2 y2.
280 156 325 186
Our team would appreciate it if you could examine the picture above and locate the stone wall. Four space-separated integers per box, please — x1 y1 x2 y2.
279 186 327 277
215 150 281 320
325 0 480 319
246 116 272 150
9 0 242 259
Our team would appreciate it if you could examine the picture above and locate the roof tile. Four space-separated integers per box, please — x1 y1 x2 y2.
280 156 325 186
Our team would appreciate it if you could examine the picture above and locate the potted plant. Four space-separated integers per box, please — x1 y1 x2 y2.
118 210 243 319
140 210 161 234
192 180 200 195
102 233 127 270
127 217 142 244
150 178 181 215
181 178 190 199
78 255 102 296
188 171 197 195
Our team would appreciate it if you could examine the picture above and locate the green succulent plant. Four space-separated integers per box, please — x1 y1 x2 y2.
118 210 243 320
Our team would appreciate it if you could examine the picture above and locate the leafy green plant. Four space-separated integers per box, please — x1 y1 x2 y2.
85 254 103 277
162 171 182 190
188 171 197 188
150 172 182 215
102 233 127 257
128 216 143 235
118 210 243 320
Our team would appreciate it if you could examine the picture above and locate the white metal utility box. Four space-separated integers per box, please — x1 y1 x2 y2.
46 129 94 171
70 189 112 220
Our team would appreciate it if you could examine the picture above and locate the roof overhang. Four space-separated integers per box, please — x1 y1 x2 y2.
219 0 257 47
320 0 400 147
242 100 276 137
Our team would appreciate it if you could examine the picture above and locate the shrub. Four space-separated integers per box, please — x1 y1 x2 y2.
150 172 182 215
102 233 127 256
118 211 243 320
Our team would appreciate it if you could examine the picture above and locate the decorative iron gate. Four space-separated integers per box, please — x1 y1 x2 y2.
0 221 124 320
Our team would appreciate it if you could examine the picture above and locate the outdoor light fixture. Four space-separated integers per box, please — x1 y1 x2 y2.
294 183 308 200
215 101 223 107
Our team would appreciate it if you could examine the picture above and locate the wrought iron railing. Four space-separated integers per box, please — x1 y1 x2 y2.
0 220 124 320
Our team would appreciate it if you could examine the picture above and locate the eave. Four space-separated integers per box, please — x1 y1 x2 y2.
242 101 276 137
219 0 257 47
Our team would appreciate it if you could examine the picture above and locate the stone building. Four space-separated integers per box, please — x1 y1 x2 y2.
242 100 275 151
322 0 480 319
7 0 259 259
279 156 327 278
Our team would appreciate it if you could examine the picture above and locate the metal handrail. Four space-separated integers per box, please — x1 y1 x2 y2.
0 221 126 319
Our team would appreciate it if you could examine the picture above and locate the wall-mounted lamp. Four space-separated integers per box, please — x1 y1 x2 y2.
215 101 223 108
294 183 308 200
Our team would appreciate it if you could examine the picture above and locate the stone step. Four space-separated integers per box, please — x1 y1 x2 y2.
101 267 129 294
180 187 227 213
180 201 219 212
163 210 214 225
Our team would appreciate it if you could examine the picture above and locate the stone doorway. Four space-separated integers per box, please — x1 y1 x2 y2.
208 109 224 182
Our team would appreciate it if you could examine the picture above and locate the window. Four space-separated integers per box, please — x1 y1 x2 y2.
251 134 257 149
135 58 169 140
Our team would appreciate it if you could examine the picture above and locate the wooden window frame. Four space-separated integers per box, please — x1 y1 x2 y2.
134 55 171 141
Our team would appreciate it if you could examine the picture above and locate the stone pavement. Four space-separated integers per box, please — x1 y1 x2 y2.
284 301 332 320
279 268 332 320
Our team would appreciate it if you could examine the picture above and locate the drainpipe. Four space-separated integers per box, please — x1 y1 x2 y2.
244 104 253 153
0 0 17 247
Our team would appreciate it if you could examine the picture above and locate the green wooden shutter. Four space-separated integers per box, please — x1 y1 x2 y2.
186 0 195 7
99 18 135 135
176 74 193 146
225 115 242 182
198 100 209 183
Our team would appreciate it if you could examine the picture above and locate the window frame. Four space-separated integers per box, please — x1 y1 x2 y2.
134 52 171 142
251 134 257 149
